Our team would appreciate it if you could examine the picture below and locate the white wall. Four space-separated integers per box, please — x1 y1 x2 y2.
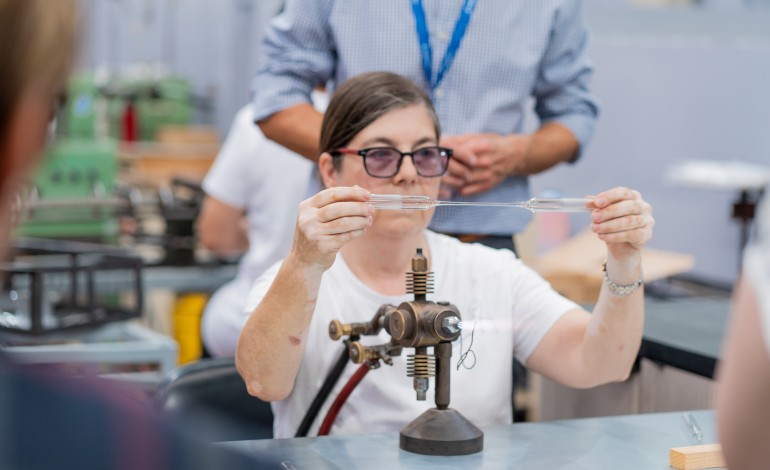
532 5 770 285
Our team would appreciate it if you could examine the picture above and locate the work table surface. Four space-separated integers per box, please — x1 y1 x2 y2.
223 410 722 469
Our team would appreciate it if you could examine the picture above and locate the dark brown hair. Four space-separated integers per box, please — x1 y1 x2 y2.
319 72 440 168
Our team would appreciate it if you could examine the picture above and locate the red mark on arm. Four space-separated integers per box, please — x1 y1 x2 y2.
288 336 301 346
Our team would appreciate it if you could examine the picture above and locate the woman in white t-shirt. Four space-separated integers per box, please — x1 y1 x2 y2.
236 72 655 438
716 195 770 469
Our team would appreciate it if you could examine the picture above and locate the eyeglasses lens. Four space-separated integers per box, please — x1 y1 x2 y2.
363 148 401 176
363 147 447 177
412 148 446 177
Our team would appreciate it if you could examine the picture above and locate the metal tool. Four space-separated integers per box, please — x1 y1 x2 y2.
682 412 704 444
0 238 143 335
368 194 593 212
328 249 483 456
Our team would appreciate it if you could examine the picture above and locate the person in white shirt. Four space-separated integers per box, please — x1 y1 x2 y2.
716 195 770 469
236 72 654 438
198 92 327 357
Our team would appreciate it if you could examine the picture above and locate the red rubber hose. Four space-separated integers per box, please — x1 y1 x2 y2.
318 361 373 436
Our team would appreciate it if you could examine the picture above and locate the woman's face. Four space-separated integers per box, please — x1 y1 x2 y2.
321 104 443 236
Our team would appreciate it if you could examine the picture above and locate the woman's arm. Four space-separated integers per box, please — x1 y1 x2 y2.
527 187 652 388
235 186 373 401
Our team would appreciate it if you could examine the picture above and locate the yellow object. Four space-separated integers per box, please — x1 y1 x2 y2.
172 292 209 365
669 443 725 470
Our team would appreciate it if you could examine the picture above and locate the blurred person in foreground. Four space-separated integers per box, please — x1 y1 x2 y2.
716 195 770 469
0 1 273 468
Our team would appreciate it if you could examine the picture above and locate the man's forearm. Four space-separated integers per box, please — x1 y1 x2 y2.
516 122 580 176
258 103 324 162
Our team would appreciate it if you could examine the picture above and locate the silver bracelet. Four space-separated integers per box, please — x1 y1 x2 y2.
602 261 644 296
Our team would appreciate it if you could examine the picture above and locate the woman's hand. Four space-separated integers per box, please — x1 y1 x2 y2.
589 187 654 263
289 186 374 271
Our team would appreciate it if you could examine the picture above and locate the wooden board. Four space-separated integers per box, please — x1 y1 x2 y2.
118 140 220 189
156 125 220 144
529 229 696 303
669 443 725 470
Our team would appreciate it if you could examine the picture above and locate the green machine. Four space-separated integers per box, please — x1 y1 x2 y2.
16 71 199 243
17 71 196 241
17 139 120 241
64 72 193 141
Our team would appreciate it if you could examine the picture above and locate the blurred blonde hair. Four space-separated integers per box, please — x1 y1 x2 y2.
0 0 78 141
0 0 77 252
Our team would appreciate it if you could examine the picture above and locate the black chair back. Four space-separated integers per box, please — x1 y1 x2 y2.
155 357 273 442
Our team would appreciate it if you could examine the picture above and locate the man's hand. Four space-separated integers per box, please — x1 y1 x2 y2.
440 133 532 197
438 123 579 198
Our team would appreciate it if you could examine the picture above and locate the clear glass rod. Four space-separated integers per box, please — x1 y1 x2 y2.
368 194 593 213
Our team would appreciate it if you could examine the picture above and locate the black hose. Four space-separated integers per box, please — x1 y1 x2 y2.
294 340 354 437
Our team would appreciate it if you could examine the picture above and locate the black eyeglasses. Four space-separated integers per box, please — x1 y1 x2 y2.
331 146 452 178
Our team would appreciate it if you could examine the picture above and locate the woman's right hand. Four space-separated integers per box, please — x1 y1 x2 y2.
289 186 374 271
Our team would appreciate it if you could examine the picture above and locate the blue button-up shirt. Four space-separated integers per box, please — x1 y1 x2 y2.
253 0 599 236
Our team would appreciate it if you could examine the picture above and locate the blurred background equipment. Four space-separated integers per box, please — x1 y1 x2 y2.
17 139 120 242
0 238 143 335
17 69 220 266
63 71 195 142
6 68 228 387
0 238 177 389
666 159 770 262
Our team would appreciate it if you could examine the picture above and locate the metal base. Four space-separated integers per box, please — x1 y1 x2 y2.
399 408 483 456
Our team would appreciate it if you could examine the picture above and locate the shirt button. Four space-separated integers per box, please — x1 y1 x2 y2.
438 30 450 41
434 88 444 98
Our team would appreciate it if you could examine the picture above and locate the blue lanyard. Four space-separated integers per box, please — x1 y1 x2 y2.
411 0 477 92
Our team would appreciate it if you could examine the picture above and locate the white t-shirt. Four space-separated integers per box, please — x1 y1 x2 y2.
201 104 316 357
744 196 770 354
245 231 578 438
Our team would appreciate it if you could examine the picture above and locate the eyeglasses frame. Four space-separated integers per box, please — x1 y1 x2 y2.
330 146 453 178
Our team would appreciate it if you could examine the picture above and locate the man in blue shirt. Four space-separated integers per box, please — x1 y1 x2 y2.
253 0 599 250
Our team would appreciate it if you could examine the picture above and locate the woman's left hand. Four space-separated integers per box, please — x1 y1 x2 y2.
589 187 654 262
